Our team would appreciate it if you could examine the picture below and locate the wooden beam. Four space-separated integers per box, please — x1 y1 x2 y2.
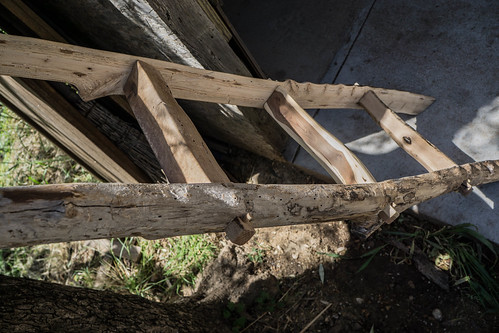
124 61 229 183
0 76 150 183
264 87 399 228
264 87 375 184
1 160 497 248
124 61 254 243
0 35 434 114
359 90 472 194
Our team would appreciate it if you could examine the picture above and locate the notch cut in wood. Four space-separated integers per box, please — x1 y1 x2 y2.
264 87 399 231
124 60 254 243
2 160 497 248
359 90 472 195
0 35 434 114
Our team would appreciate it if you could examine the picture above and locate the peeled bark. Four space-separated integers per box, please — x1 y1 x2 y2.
1 160 498 248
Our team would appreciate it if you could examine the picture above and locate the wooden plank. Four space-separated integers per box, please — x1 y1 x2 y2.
1 160 497 248
264 87 375 184
22 0 286 160
0 76 150 183
359 90 456 171
0 0 65 42
124 61 254 243
0 35 434 114
264 87 399 228
124 61 229 183
359 90 472 194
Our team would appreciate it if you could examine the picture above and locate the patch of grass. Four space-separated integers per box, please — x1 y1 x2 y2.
385 222 499 312
161 235 217 293
0 105 98 186
102 236 217 300
0 103 218 301
247 247 266 264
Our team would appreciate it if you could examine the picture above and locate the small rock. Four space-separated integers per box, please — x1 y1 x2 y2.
355 297 364 305
408 295 414 301
408 280 415 289
432 308 443 321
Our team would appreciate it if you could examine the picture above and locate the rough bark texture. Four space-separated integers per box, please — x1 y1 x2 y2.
1 160 498 248
0 275 229 332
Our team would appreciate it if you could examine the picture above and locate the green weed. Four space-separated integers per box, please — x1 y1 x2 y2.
386 223 499 312
1 103 218 301
247 247 266 264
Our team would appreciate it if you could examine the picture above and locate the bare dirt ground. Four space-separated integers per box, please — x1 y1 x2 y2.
191 216 498 332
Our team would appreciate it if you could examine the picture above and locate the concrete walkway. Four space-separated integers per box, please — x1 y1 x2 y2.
224 0 499 242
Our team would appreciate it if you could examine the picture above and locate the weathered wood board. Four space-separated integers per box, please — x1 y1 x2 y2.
1 160 497 248
124 61 229 183
0 35 434 114
0 76 150 183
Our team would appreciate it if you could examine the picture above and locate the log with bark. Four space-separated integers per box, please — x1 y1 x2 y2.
1 160 498 248
0 275 227 332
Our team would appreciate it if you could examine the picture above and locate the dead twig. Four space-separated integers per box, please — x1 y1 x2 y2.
299 302 333 333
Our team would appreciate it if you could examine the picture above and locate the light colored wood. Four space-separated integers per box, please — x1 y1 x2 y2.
0 0 134 116
1 160 497 248
264 87 375 184
264 87 399 225
124 61 229 183
124 61 254 242
0 35 434 114
359 90 473 195
0 76 149 183
359 90 456 171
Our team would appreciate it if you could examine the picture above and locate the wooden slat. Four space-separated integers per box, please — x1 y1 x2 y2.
264 87 399 227
1 160 497 248
0 0 64 42
124 61 229 183
359 90 472 195
0 35 434 114
0 76 150 183
124 61 254 243
264 87 375 184
359 90 456 171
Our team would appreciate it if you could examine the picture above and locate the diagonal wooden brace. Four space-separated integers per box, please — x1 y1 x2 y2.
264 87 399 236
359 90 472 195
124 60 254 244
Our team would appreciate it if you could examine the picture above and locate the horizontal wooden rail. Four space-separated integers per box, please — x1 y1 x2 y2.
1 160 497 248
0 35 434 114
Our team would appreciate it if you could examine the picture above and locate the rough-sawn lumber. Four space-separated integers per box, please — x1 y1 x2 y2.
0 35 434 114
1 160 497 248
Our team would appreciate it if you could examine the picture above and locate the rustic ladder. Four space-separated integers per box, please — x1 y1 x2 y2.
1 35 496 250
124 60 472 244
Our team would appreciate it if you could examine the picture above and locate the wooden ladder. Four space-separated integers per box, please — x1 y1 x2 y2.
125 61 471 244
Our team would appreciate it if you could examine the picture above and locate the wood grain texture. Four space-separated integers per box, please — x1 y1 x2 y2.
124 61 229 183
0 35 434 114
0 76 150 183
359 90 456 171
124 61 253 243
264 87 375 184
19 0 284 160
264 87 398 227
1 160 497 248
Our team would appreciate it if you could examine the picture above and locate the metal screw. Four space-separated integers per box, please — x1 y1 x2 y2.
403 136 412 144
